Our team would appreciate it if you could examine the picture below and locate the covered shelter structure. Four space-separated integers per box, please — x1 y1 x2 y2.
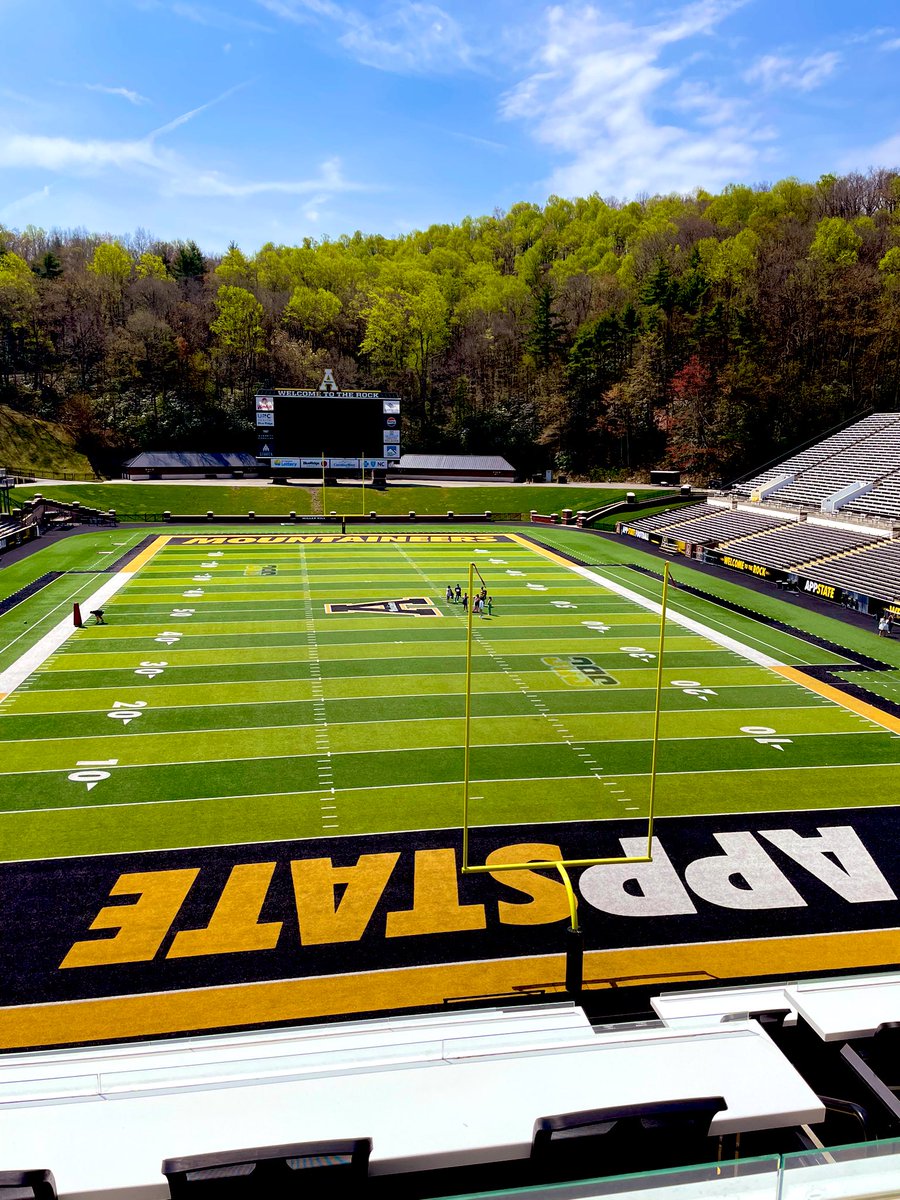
394 453 516 482
122 452 260 480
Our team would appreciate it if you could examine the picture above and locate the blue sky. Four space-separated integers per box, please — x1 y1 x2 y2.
1 0 899 252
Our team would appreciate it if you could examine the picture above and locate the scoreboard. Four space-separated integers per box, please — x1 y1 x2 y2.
254 371 401 471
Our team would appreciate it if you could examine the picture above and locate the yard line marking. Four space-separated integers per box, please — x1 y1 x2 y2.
0 701 836 746
14 724 874 775
3 760 899 822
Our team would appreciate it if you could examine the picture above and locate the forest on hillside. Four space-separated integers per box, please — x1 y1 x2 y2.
1 169 899 481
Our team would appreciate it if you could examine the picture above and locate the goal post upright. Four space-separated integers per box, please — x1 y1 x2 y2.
458 554 673 993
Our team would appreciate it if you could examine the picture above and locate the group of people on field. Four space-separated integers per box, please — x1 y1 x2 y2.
446 583 493 617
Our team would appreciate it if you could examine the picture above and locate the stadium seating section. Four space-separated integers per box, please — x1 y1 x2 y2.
622 412 900 607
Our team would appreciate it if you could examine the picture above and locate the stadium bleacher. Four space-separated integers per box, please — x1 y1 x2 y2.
719 522 888 572
626 504 795 541
797 539 900 604
737 412 900 513
619 413 900 611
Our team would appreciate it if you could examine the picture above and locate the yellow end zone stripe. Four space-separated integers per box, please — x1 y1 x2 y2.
772 665 900 735
1 928 898 1050
122 535 171 573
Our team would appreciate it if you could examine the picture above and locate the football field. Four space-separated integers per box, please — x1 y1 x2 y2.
1 529 899 1048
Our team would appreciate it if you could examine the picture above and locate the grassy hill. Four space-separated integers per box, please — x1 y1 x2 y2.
0 404 96 478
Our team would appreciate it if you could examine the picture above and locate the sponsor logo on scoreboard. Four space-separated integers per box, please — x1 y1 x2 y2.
271 457 301 469
385 445 400 458
383 400 400 413
255 412 274 426
325 597 442 617
255 396 274 411
257 443 273 456
383 430 400 443
385 416 397 428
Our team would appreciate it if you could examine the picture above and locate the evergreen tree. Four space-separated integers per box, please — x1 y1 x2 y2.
171 240 206 280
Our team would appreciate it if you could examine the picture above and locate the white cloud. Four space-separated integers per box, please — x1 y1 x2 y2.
0 184 51 220
255 0 342 21
169 156 373 197
340 4 474 73
256 0 476 73
0 133 170 172
847 130 900 171
85 83 151 106
744 51 841 92
147 82 250 139
0 120 373 206
170 3 274 33
881 37 900 51
501 1 763 200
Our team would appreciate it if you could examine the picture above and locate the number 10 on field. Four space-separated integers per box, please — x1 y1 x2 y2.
68 759 119 790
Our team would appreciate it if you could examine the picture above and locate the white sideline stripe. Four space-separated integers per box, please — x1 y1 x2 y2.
0 704 834 745
1 760 897 822
572 559 846 667
0 727 884 779
0 572 141 700
550 557 785 669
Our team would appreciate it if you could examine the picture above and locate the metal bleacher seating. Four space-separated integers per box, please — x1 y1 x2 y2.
627 503 794 544
736 413 900 502
720 522 888 572
737 412 900 514
796 539 900 603
845 471 900 518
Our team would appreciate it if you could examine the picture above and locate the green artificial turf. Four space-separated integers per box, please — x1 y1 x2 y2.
9 482 665 520
1 530 896 863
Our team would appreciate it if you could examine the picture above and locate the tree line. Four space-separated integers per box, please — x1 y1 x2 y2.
1 169 899 481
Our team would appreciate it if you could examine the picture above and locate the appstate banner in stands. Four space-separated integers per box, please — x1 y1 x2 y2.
3 807 900 1008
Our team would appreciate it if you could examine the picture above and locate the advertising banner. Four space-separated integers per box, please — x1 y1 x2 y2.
255 413 274 426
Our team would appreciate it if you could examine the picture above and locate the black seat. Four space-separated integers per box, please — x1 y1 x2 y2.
531 1097 726 1182
0 1171 57 1199
162 1138 371 1197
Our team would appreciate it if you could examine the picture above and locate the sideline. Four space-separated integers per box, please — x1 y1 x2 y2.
517 535 900 737
0 537 169 702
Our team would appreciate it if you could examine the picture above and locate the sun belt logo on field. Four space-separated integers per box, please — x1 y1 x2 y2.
543 655 618 686
325 597 442 617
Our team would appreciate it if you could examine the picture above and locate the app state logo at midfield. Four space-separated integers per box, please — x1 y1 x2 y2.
325 597 442 617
